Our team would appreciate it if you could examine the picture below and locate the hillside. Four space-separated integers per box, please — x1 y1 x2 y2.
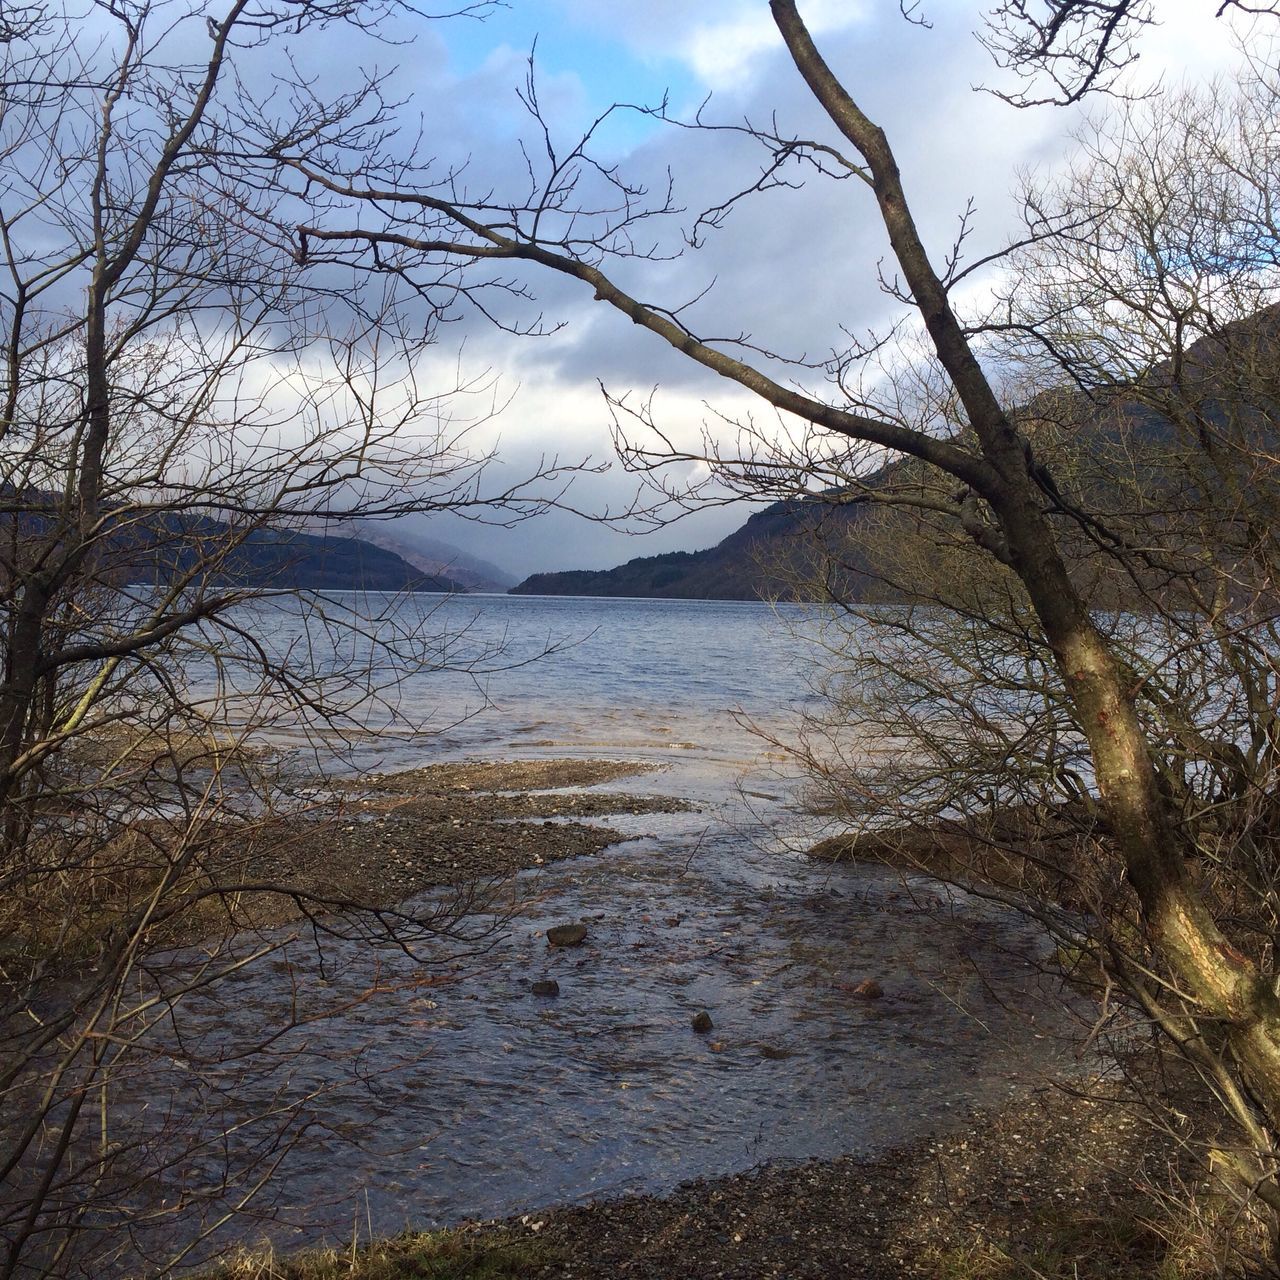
512 305 1280 603
131 518 469 593
0 504 468 595
510 497 875 601
340 520 517 592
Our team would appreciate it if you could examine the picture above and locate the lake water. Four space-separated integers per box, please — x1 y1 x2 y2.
214 593 823 791
88 594 1080 1275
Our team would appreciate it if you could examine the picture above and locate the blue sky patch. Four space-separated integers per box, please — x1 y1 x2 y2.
441 3 697 151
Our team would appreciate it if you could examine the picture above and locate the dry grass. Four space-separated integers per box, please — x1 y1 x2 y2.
206 1226 558 1280
918 1199 1229 1279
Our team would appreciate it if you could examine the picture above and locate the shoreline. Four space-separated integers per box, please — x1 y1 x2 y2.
195 757 693 936
216 1070 1191 1279
201 761 1209 1280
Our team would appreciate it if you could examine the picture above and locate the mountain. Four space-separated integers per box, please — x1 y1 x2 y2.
510 498 874 601
339 522 517 592
113 513 469 593
511 304 1280 602
181 525 469 593
4 493 467 593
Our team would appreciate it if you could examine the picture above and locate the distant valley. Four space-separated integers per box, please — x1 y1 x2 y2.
340 520 518 593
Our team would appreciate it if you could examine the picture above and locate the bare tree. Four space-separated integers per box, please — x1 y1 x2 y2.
257 1 1280 1258
979 0 1280 105
0 3 580 1275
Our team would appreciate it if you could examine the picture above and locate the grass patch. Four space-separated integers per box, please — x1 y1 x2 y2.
919 1201 1221 1280
206 1226 558 1280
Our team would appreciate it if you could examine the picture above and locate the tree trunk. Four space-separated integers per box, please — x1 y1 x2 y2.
771 0 1280 1170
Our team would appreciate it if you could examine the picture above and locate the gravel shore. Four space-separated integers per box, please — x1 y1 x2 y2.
205 761 1227 1278
503 1079 1187 1280
229 1078 1203 1279
200 758 691 933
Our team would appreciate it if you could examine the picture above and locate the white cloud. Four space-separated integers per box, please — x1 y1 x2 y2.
549 0 870 91
681 0 870 89
321 2 1273 577
1127 0 1262 87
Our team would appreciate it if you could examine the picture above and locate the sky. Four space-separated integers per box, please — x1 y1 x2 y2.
332 0 1261 580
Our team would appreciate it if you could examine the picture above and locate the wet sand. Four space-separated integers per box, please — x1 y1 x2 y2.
199 759 692 934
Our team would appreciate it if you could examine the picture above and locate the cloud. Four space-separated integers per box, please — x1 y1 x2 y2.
548 0 869 92
295 2 1267 580
678 0 870 89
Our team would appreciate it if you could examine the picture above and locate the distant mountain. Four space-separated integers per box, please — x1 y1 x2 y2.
3 493 468 594
340 522 517 592
511 303 1280 602
510 498 874 601
117 513 468 593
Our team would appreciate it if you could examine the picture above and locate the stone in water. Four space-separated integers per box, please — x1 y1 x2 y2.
546 923 587 947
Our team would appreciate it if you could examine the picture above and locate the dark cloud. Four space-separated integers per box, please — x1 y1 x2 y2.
307 2 1249 578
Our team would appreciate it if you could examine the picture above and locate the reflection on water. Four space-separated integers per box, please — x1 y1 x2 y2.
120 800 1074 1273
199 593 818 773
78 596 1078 1273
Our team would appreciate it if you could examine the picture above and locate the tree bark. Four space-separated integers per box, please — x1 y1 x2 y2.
770 0 1280 1136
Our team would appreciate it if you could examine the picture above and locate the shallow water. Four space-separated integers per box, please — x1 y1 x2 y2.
68 596 1081 1274
115 793 1076 1274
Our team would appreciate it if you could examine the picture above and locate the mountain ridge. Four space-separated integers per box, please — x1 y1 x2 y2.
509 303 1280 602
150 521 470 594
509 497 872 601
3 496 469 594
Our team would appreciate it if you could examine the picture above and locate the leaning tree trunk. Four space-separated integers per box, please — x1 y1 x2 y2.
769 0 1280 1212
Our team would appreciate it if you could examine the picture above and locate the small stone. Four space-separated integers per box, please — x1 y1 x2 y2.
852 979 884 999
691 1010 714 1033
531 979 560 997
546 923 588 947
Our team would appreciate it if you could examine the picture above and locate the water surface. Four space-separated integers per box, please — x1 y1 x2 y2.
108 595 1077 1272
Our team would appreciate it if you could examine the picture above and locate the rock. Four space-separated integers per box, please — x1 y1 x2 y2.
852 979 884 999
759 1044 794 1060
531 979 560 997
691 1010 714 1033
546 923 588 947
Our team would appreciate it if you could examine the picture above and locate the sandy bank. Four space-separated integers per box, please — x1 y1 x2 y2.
201 758 693 934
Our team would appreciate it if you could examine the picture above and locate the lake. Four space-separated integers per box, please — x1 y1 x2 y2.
211 592 823 789
101 594 1078 1274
